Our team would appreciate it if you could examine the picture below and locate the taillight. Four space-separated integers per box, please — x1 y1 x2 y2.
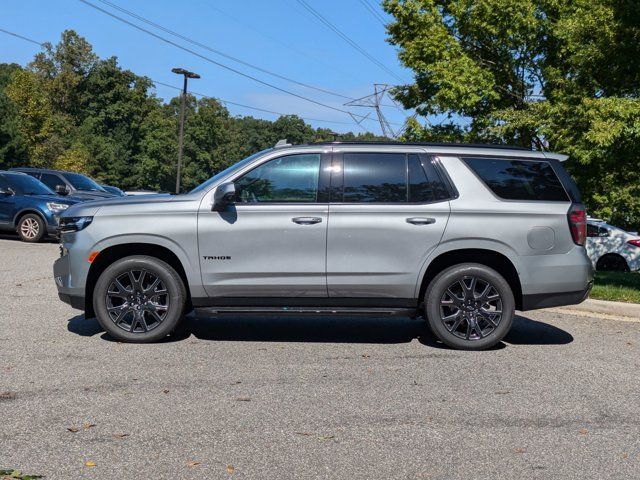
628 239 640 248
568 203 587 246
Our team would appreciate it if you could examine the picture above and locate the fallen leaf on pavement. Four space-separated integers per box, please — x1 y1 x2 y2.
84 460 96 468
319 435 335 440
294 432 313 436
362 353 370 358
82 422 96 429
579 428 588 435
622 453 629 459
515 448 526 454
235 397 251 402
187 461 201 468
163 389 170 394
67 427 79 433
113 433 130 439
227 465 235 474
0 391 16 400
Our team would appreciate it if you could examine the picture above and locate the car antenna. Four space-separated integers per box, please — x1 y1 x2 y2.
274 139 291 149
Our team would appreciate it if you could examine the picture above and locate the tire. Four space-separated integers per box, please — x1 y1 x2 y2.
93 255 186 343
17 213 46 242
424 263 515 350
596 254 629 272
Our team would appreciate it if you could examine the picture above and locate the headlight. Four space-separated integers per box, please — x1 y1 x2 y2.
47 202 70 213
58 216 93 233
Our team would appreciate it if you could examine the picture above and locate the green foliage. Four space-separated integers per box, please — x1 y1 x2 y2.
591 272 640 304
385 0 640 229
0 30 383 192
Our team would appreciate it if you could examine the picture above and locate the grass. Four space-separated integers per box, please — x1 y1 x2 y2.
590 271 640 304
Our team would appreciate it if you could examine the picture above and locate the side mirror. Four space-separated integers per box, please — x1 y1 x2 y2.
55 185 69 195
212 182 236 211
0 187 13 197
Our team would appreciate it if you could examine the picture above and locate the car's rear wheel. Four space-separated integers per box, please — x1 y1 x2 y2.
596 254 629 272
424 263 515 350
93 256 186 343
17 213 45 242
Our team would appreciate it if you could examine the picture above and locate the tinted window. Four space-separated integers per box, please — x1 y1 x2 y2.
343 153 406 203
235 153 321 203
463 157 569 201
3 173 54 195
408 154 451 202
587 224 609 238
63 172 105 192
39 173 65 190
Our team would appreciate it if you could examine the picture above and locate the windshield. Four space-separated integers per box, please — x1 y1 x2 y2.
64 172 106 192
189 149 272 194
4 173 55 196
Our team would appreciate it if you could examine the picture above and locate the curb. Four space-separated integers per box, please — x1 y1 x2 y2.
552 298 640 322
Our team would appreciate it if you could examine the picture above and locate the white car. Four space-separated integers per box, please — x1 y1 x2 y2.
586 219 640 272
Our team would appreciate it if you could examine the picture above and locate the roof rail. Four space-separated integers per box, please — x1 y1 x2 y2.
307 141 530 151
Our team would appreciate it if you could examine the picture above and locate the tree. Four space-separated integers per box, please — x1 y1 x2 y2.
0 63 28 168
384 0 640 228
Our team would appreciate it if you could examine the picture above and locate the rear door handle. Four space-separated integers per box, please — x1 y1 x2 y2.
292 217 323 225
406 217 436 225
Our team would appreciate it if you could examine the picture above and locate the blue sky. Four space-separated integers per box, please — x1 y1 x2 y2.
1 0 422 135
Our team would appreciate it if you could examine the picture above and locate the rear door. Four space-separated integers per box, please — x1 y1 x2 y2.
326 149 451 300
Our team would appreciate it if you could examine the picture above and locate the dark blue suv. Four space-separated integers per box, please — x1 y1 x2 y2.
0 171 81 242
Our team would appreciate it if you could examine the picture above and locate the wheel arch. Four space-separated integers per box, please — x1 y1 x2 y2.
418 248 523 310
595 252 629 272
13 208 47 227
84 243 192 317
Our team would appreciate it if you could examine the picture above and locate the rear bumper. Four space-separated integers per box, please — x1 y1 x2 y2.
521 281 593 311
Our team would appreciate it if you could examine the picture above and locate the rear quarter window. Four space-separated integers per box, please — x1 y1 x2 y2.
462 157 569 201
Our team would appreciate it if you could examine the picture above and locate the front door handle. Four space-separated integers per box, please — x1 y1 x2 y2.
292 217 323 225
406 217 436 225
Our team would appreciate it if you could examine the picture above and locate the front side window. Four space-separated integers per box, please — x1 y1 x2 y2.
463 157 569 201
234 153 321 203
39 173 65 191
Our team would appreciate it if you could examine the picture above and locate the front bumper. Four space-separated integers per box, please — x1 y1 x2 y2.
54 252 86 311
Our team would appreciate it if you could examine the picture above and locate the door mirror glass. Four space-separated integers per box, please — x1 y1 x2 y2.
55 185 69 195
212 182 236 211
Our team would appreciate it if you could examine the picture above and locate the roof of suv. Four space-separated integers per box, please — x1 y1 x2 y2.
11 167 76 174
275 141 569 162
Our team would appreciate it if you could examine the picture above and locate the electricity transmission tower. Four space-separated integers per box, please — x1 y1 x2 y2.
344 84 401 138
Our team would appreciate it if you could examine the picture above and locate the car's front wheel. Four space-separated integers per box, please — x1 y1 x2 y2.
424 263 515 350
17 213 45 242
93 255 186 343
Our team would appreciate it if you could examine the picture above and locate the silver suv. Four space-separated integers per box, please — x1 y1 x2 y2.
54 142 593 350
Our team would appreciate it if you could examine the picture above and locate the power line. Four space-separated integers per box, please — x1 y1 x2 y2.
94 0 355 101
152 80 354 125
357 0 386 27
0 27 360 128
78 0 371 127
294 0 404 83
0 27 43 46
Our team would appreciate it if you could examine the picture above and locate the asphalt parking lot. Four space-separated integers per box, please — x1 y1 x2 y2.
1 235 639 479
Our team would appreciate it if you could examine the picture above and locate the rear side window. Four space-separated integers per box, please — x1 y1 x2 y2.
343 153 406 203
340 152 450 203
463 157 569 201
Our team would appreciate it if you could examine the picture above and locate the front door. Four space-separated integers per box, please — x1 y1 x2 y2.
326 151 451 300
0 175 15 227
198 151 330 298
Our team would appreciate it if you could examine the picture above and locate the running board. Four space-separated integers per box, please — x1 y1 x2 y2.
194 306 419 317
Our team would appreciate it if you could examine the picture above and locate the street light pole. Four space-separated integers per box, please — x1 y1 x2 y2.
171 68 200 194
